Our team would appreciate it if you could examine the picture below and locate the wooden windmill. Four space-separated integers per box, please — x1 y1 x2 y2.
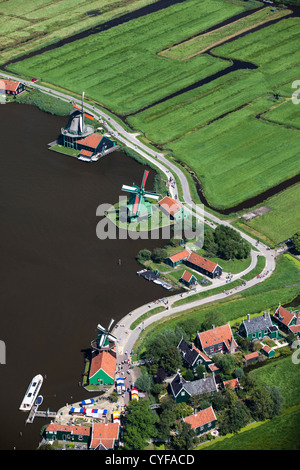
92 319 117 351
121 170 160 222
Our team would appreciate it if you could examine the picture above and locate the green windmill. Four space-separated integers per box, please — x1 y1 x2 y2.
121 170 160 222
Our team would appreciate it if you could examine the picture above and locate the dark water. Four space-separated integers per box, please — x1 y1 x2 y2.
0 103 172 450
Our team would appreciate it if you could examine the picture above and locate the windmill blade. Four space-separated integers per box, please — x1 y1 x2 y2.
122 184 137 193
141 170 149 190
107 333 117 342
144 191 160 200
97 323 106 333
107 319 114 331
132 193 142 217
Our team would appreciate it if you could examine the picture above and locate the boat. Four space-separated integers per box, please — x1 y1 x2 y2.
35 395 43 406
19 374 43 412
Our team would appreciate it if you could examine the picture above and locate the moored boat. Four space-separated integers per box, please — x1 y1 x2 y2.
19 375 43 412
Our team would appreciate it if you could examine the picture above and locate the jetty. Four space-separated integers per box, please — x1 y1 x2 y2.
26 406 56 424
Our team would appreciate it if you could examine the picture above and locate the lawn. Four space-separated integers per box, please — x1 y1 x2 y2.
160 6 290 60
6 0 253 115
243 183 300 245
199 405 300 450
0 0 162 65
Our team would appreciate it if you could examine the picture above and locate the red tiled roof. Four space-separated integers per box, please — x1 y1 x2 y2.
89 349 116 380
76 133 103 150
46 423 90 436
274 306 296 326
245 351 259 361
223 378 239 389
187 253 218 273
90 422 119 449
262 344 272 353
80 149 93 157
289 324 300 334
159 196 182 216
180 270 196 283
167 250 190 263
197 324 236 350
184 407 216 430
0 79 20 92
208 363 219 372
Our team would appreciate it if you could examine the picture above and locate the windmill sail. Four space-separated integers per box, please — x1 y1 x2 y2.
121 170 160 220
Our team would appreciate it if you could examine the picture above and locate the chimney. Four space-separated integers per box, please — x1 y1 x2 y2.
203 372 206 381
296 313 300 326
212 324 215 329
247 314 250 321
264 311 268 319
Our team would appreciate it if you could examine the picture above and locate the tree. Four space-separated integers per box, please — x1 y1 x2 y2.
123 399 158 450
160 346 182 374
151 247 168 263
137 248 152 263
292 232 300 252
218 400 251 435
214 353 236 376
248 385 275 421
171 421 197 450
174 402 193 420
267 386 284 418
135 374 153 393
201 311 226 331
110 391 119 403
183 369 194 381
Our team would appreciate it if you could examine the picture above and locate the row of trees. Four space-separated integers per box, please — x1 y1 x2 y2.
204 224 251 260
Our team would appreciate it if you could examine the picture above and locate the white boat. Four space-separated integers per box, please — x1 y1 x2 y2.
19 374 43 412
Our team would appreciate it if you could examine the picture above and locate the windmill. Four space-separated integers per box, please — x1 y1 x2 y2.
92 319 117 351
121 170 160 222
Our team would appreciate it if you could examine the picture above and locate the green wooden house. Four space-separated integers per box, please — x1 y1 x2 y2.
239 313 278 341
44 423 91 444
165 249 190 268
170 373 217 404
183 406 217 436
180 270 197 287
88 349 116 386
273 305 300 338
177 338 212 372
261 344 275 358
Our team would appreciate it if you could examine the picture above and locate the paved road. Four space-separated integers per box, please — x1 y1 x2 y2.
1 72 277 355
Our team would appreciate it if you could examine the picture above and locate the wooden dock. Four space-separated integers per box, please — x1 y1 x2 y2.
26 406 56 424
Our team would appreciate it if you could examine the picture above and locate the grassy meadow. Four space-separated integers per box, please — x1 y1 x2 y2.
160 6 289 59
243 183 300 245
0 0 162 65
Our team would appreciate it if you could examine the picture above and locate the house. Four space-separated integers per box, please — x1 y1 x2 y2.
185 253 222 279
261 344 275 358
273 305 300 338
158 196 189 221
165 249 190 268
0 79 25 96
223 378 239 390
44 423 90 445
177 339 213 371
239 312 279 341
194 323 238 357
180 270 197 287
183 406 217 436
244 351 260 365
88 348 116 386
90 422 120 450
170 373 217 403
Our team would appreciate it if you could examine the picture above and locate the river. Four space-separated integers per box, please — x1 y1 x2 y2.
0 102 172 450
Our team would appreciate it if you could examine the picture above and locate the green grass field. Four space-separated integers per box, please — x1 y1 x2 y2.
160 6 289 60
6 0 253 115
244 183 300 244
0 0 161 65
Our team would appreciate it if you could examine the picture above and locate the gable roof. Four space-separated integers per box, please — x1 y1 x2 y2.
0 79 21 92
241 313 274 335
158 196 183 217
223 378 239 390
184 406 216 430
274 305 296 327
167 250 190 263
180 270 197 283
46 423 90 436
197 323 237 351
244 351 259 361
178 339 201 367
90 422 120 449
170 373 217 398
89 349 116 380
261 344 273 354
76 133 103 150
187 253 219 274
